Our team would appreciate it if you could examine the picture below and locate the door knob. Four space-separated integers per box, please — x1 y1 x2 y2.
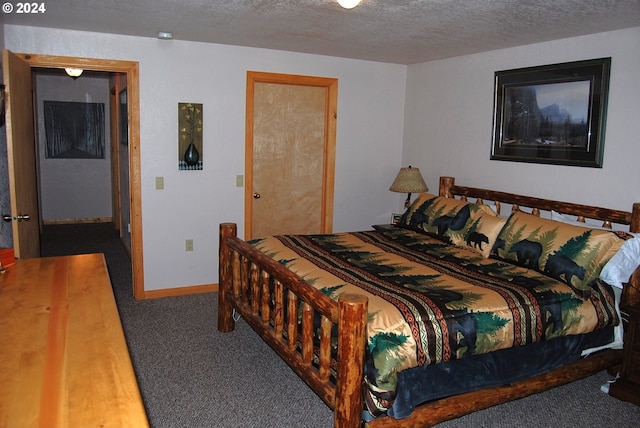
2 214 30 222
253 193 261 199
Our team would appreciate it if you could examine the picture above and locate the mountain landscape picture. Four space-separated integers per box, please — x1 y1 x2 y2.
502 80 590 148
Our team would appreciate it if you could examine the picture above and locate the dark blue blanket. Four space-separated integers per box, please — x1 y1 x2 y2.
384 327 613 419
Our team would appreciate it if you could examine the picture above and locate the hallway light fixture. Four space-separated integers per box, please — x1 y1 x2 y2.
337 0 361 9
64 68 83 78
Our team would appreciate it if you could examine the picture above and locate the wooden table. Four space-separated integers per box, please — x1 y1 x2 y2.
0 254 148 427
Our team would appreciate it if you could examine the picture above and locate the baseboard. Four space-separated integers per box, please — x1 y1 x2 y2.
142 283 218 300
43 217 113 225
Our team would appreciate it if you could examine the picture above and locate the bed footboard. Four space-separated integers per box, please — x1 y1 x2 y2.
218 223 367 428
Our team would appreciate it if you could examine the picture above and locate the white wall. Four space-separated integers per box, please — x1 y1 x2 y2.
11 25 636 292
403 27 640 214
4 25 407 291
35 72 112 222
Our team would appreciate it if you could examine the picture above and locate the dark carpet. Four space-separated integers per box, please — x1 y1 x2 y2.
41 223 640 427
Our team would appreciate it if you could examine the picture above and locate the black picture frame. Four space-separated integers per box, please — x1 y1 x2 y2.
491 57 611 168
119 88 128 146
43 100 105 159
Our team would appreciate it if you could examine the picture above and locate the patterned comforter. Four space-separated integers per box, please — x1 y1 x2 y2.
248 227 619 413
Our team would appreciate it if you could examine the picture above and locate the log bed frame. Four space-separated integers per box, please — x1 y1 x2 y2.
218 176 640 428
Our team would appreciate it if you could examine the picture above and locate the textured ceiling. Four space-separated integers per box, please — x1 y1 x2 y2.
3 0 640 64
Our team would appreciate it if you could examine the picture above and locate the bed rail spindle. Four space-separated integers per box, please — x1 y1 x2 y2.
250 264 260 315
495 201 501 215
261 271 271 324
287 291 299 350
240 257 250 304
302 302 314 364
273 280 284 337
319 316 333 380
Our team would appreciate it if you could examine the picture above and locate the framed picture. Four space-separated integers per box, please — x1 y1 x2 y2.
178 102 203 170
391 213 402 225
43 101 105 159
119 88 128 146
491 57 611 168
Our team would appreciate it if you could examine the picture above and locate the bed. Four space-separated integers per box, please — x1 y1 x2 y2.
218 176 640 428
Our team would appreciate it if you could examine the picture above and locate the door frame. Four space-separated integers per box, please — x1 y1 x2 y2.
245 71 338 239
18 53 145 300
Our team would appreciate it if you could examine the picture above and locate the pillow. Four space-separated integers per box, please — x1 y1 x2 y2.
397 194 495 243
600 233 640 288
446 212 507 258
494 211 627 292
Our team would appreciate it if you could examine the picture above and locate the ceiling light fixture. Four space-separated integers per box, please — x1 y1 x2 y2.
64 68 83 78
337 0 361 9
157 31 173 40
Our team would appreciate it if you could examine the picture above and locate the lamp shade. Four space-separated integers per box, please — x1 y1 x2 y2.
389 167 428 193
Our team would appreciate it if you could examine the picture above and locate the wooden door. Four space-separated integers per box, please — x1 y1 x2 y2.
245 72 337 239
2 50 40 259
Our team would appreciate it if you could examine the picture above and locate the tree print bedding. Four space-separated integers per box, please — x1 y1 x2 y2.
248 226 620 414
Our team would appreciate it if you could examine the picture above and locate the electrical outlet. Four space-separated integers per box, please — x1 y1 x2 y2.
185 239 194 252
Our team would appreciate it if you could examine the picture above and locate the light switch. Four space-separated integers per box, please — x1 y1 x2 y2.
236 175 243 187
155 176 164 190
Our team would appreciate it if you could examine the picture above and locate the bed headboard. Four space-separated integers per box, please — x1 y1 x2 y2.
438 176 640 307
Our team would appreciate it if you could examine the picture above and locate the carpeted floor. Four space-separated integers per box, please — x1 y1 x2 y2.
41 223 640 427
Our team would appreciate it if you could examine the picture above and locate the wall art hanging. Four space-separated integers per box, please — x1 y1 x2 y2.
491 57 611 167
178 102 203 170
44 100 105 159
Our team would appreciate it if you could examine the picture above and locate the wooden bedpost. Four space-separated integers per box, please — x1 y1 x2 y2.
622 203 640 307
334 293 368 428
439 176 455 198
218 223 237 333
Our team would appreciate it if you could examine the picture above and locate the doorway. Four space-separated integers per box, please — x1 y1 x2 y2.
34 69 117 229
4 52 145 299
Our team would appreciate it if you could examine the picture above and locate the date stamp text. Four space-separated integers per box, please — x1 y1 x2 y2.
3 2 47 14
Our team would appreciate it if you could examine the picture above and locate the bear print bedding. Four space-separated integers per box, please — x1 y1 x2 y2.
248 192 626 416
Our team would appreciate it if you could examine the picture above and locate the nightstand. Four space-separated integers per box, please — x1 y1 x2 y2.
372 224 395 231
609 303 640 405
